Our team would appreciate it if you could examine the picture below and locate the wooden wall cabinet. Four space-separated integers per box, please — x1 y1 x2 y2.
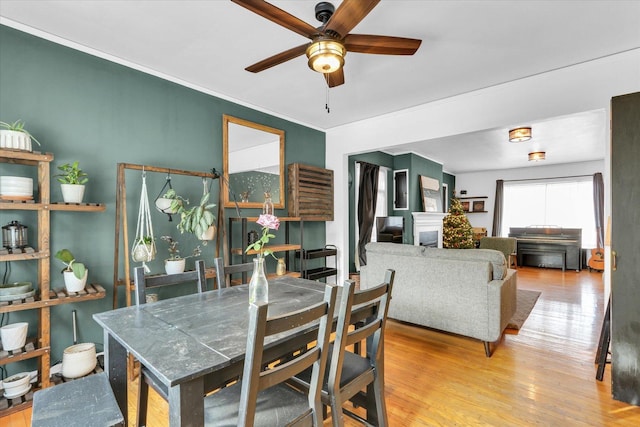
287 163 333 221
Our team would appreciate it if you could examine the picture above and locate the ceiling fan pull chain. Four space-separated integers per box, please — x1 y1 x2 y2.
325 79 331 113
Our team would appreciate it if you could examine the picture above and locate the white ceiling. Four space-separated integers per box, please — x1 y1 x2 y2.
1 0 639 173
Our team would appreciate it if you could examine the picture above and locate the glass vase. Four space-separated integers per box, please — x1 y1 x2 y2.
249 257 268 304
263 192 274 215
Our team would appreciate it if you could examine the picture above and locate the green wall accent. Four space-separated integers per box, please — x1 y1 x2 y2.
0 25 325 373
443 172 456 212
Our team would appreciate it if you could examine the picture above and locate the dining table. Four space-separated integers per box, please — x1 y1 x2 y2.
93 276 356 427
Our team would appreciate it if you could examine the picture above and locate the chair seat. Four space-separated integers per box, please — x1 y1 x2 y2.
296 344 372 391
204 381 312 426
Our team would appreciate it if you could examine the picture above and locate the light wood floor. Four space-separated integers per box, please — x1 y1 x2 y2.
4 267 640 426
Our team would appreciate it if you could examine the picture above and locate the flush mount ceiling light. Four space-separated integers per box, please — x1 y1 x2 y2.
509 127 532 142
306 39 346 74
528 151 546 161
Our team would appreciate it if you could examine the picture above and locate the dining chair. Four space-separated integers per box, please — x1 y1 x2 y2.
214 256 254 289
133 259 207 426
202 283 338 426
290 269 395 427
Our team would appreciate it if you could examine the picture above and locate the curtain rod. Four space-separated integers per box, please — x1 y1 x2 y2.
503 173 596 183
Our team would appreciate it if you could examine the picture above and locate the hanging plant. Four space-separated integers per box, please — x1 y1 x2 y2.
177 191 216 238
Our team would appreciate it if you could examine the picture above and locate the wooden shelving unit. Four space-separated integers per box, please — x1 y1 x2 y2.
229 217 303 276
0 148 106 416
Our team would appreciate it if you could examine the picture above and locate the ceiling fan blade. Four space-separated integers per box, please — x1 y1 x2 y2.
344 34 422 55
326 68 345 88
324 0 380 38
245 44 309 73
232 0 318 38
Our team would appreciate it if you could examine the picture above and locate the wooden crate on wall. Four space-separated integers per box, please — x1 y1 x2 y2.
288 163 334 221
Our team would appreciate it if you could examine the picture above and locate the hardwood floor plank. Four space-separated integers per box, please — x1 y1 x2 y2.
4 267 640 426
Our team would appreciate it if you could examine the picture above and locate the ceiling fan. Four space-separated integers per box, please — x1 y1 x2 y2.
232 0 422 87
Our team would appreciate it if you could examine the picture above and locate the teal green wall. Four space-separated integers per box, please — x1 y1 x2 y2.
443 172 456 212
0 25 325 374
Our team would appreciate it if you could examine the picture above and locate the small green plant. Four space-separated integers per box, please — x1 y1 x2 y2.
55 161 89 185
0 120 41 146
161 189 187 213
54 249 86 280
160 236 201 260
177 192 216 237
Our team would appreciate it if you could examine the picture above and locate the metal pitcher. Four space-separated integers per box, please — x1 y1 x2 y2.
2 220 28 249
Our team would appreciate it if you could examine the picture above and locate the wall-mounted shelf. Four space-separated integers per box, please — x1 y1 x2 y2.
458 196 488 213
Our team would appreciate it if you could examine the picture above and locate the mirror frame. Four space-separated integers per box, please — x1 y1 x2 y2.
222 114 285 209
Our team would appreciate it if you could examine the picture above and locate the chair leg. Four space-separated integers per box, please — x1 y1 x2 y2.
330 395 345 427
372 375 389 427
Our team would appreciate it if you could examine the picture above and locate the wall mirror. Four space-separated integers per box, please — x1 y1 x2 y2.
222 114 285 209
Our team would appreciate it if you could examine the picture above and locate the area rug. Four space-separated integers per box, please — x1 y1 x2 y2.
506 289 542 330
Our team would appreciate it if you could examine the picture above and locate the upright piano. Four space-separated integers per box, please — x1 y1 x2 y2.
509 226 582 271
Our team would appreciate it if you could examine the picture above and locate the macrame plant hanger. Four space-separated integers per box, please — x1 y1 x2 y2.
132 168 156 273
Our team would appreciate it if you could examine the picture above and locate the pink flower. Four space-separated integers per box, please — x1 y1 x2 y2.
257 214 280 231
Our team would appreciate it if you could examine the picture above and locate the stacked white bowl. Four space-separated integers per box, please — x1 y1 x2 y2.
62 342 97 379
0 176 33 198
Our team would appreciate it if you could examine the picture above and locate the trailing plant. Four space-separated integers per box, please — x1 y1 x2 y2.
161 188 187 213
177 192 216 237
55 161 89 185
0 119 41 146
54 249 86 280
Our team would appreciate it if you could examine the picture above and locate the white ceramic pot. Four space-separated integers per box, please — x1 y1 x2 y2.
197 224 216 241
63 269 88 293
0 322 28 351
155 197 181 214
2 372 31 398
60 183 85 203
164 258 186 275
0 130 32 152
62 342 97 379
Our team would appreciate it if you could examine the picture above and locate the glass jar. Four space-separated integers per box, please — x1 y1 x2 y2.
276 258 286 276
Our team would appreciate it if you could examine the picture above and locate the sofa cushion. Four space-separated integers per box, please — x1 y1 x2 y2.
423 248 507 280
364 243 507 280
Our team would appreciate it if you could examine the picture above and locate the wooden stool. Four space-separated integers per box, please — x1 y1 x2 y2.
31 372 124 427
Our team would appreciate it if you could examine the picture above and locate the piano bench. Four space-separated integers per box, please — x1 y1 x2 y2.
518 248 566 272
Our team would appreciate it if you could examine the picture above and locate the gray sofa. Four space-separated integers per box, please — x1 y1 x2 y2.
360 242 517 356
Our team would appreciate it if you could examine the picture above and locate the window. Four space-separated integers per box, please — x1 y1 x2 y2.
501 178 596 248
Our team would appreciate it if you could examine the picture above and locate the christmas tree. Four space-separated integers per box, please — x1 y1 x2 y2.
442 197 474 249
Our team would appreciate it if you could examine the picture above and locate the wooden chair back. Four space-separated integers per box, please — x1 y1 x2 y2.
133 259 207 306
213 256 254 289
238 283 337 426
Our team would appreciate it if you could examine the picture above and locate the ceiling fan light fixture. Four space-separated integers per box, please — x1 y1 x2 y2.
509 127 532 142
528 151 546 161
306 39 346 74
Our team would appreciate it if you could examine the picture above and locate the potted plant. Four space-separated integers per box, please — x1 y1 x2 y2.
0 120 41 152
55 161 88 203
54 248 88 292
160 236 201 275
132 235 156 263
177 192 217 240
155 188 186 217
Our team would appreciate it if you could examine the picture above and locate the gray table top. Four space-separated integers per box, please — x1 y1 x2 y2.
93 277 334 388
